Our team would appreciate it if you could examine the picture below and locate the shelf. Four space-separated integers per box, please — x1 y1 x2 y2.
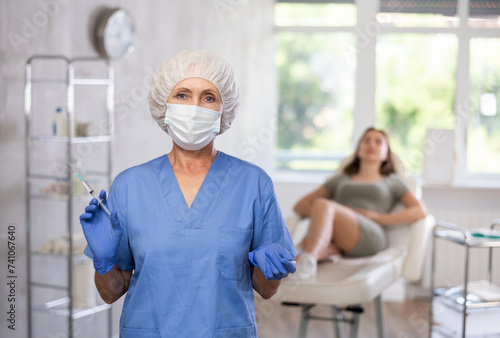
434 229 500 247
434 288 500 311
29 78 110 86
34 297 111 320
30 135 111 143
73 78 111 86
432 297 500 336
30 78 67 84
28 174 69 181
431 326 465 338
31 252 89 262
29 172 108 180
431 326 457 338
30 281 69 291
29 193 89 202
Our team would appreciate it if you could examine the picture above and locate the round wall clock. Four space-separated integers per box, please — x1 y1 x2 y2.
95 8 135 59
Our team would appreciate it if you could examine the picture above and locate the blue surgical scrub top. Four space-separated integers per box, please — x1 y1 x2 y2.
84 152 296 338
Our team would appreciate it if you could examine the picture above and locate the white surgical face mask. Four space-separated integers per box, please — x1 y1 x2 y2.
164 103 222 151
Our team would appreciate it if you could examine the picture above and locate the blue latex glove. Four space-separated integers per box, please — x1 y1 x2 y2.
79 190 122 275
248 243 296 281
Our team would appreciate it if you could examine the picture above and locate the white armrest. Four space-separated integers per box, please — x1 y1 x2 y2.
402 215 435 282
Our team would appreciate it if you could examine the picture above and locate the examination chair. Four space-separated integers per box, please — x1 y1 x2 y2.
276 155 435 338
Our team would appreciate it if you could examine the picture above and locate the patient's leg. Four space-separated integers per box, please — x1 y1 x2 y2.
302 198 360 261
295 239 340 261
316 243 341 262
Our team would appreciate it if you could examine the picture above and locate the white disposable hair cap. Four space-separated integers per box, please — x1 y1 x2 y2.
148 49 240 135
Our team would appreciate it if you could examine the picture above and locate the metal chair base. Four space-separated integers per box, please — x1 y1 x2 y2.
286 294 387 338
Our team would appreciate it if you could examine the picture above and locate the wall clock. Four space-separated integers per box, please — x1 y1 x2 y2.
95 8 135 59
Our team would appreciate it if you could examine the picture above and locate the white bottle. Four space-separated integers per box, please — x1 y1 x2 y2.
53 107 68 137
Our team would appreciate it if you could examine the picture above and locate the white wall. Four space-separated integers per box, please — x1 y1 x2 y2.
0 1 276 337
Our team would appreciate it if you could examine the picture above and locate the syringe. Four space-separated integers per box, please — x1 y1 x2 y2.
68 162 111 216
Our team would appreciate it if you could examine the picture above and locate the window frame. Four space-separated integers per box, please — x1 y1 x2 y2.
275 0 500 181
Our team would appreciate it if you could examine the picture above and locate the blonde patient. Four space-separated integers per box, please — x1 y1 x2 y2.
291 127 427 280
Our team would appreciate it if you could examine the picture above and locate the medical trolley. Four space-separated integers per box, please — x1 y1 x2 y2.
429 219 500 337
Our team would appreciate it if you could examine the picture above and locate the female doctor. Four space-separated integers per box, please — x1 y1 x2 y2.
79 50 296 337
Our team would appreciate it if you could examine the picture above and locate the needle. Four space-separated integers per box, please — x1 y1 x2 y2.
68 162 111 216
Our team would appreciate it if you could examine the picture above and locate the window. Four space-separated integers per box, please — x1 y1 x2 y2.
275 0 500 181
275 1 356 171
468 38 500 174
276 33 355 171
376 34 457 173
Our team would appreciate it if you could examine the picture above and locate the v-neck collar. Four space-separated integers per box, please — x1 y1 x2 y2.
152 152 229 229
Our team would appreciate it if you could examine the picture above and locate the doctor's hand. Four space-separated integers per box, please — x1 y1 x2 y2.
248 243 296 281
79 190 122 275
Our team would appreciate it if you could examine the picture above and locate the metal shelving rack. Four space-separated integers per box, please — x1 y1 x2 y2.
429 219 500 337
25 55 114 338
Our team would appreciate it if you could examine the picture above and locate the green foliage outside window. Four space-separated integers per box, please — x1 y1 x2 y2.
276 33 355 171
376 34 457 173
468 38 500 174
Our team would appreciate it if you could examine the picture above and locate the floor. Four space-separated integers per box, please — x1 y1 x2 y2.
255 298 430 338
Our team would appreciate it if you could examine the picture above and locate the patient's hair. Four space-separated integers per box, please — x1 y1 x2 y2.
343 127 396 176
